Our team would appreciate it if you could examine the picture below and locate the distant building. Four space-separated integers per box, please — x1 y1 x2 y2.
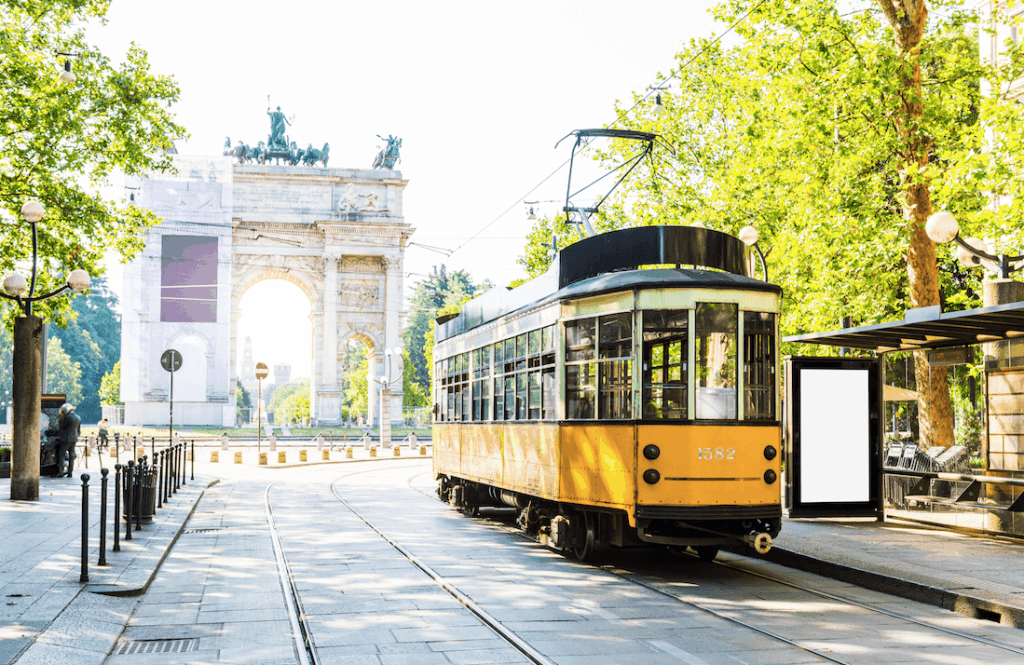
118 152 412 427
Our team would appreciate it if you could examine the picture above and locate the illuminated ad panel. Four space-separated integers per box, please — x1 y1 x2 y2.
785 357 880 518
161 235 218 323
799 369 869 502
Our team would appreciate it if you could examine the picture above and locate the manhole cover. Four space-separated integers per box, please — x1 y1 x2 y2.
115 638 197 655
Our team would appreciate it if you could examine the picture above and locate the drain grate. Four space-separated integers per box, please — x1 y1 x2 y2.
183 527 224 534
115 638 197 655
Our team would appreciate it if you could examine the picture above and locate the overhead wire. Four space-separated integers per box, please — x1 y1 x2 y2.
446 0 769 260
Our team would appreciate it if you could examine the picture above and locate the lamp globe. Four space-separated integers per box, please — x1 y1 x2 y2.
926 211 960 244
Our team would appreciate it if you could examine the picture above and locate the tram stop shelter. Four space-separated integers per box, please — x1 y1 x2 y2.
781 300 1024 520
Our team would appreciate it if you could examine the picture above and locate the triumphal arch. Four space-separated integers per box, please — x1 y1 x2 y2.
120 141 412 427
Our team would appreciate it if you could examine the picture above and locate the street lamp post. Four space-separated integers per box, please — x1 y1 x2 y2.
1 200 91 500
255 362 269 454
926 211 1024 305
370 347 402 448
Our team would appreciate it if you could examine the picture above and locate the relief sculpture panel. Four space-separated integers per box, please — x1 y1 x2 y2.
339 279 381 308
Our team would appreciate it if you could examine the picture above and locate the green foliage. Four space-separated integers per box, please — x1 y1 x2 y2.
236 381 251 409
520 0 1019 350
278 391 310 424
403 265 492 394
46 336 82 405
269 380 308 418
47 276 120 421
0 327 10 422
0 0 186 326
402 350 429 407
345 350 369 412
98 359 120 405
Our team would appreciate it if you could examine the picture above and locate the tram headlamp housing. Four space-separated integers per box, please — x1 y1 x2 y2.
763 445 777 461
643 444 660 460
764 469 778 484
643 469 661 484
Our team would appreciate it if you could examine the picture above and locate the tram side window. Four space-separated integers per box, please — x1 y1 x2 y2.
493 342 504 420
642 310 688 419
695 303 738 420
436 360 447 422
565 319 596 418
471 346 492 421
743 312 776 420
598 313 632 419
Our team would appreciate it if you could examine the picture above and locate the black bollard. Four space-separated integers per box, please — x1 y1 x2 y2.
174 443 180 492
125 461 134 540
135 458 143 532
190 439 194 481
166 448 172 499
156 455 163 510
80 473 90 583
151 436 155 462
114 432 120 465
113 464 121 552
99 468 108 566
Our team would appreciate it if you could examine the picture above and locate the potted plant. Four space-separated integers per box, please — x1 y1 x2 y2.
0 446 10 479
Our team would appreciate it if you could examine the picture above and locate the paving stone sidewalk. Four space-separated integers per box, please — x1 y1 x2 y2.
737 516 1024 627
0 468 212 664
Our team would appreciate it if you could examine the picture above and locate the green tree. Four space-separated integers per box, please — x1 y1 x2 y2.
402 350 429 407
98 359 120 405
269 380 308 420
0 328 10 423
279 391 310 424
48 276 120 421
345 351 369 416
1 0 186 326
46 336 82 405
235 380 251 423
403 265 492 394
522 0 1016 447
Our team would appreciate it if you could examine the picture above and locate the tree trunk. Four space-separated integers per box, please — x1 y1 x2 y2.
878 0 955 448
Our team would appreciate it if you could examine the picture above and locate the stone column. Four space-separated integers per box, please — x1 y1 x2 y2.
323 256 339 388
12 316 42 501
310 310 324 422
383 256 404 426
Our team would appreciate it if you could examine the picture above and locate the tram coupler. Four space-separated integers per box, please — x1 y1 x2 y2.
742 532 773 554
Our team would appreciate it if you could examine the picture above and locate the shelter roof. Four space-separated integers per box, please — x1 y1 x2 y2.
783 301 1024 353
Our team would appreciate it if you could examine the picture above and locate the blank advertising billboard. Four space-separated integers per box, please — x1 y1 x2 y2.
799 369 869 503
161 236 217 323
786 357 881 518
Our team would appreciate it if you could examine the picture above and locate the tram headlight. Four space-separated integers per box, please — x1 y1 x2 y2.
763 469 778 484
643 445 660 460
643 469 661 484
763 445 777 461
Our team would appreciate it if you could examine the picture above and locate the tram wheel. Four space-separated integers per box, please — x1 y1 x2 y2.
694 546 719 562
458 505 479 518
571 512 596 561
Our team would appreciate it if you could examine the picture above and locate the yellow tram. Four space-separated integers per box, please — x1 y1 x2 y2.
432 224 782 560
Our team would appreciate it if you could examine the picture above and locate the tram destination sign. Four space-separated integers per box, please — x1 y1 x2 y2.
927 347 968 367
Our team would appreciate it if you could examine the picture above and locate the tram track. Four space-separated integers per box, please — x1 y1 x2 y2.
400 464 1024 664
263 462 1024 664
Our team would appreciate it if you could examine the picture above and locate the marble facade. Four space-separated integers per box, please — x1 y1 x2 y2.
121 156 412 427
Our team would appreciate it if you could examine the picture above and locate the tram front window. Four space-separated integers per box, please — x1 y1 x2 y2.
643 310 688 419
696 302 738 420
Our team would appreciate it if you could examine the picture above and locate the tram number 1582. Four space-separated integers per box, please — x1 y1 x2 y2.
698 447 736 461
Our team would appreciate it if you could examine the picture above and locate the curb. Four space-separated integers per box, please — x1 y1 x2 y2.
84 479 217 598
722 542 1024 628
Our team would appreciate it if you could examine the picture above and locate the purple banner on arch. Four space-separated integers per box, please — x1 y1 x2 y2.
161 235 218 323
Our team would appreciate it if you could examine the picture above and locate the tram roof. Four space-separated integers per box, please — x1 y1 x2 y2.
436 225 779 343
783 300 1024 353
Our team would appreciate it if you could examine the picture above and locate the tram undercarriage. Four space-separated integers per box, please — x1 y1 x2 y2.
438 474 781 562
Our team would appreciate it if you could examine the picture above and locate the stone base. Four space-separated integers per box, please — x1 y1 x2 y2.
983 279 1024 307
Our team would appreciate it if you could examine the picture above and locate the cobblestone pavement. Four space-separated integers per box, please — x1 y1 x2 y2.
10 457 1024 665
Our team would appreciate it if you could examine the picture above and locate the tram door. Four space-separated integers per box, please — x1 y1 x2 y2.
785 357 882 518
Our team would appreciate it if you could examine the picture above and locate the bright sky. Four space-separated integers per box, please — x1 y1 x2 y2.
90 0 722 377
